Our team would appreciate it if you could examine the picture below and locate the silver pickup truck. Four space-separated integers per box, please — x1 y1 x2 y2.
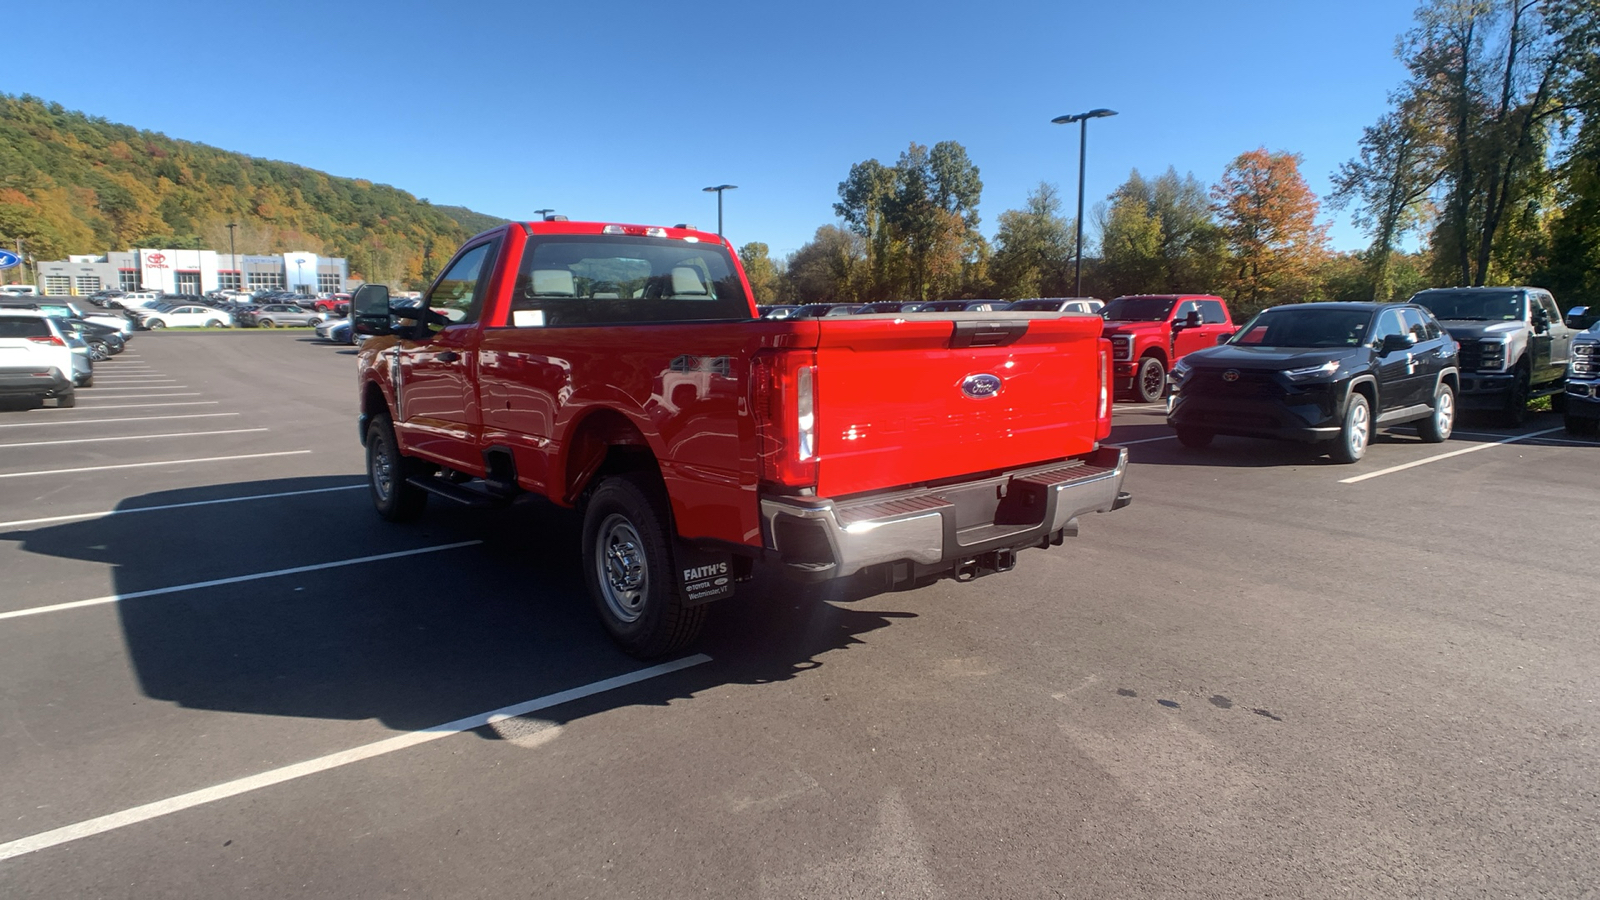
1408 287 1576 426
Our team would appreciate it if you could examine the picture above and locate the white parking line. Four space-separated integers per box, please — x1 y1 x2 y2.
0 413 239 429
78 393 203 399
0 540 482 621
1339 427 1564 484
92 377 178 382
0 449 310 480
82 386 189 391
28 401 219 412
0 483 364 530
0 654 711 862
0 428 268 449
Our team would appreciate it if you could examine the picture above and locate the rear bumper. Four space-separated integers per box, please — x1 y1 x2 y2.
759 446 1130 582
0 368 71 397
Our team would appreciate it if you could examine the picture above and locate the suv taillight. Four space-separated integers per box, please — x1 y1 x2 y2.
751 350 819 488
27 335 65 347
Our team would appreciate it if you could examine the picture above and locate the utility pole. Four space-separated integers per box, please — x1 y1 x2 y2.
1051 109 1118 297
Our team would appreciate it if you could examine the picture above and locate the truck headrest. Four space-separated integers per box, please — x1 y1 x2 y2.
671 267 708 296
530 269 575 297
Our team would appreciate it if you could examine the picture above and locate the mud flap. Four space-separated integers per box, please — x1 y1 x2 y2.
675 542 736 607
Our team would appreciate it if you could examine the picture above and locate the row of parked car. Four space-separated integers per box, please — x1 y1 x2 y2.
0 302 136 408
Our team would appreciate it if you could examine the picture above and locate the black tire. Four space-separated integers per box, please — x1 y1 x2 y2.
1566 413 1600 436
581 473 707 658
1175 426 1214 448
1330 392 1371 463
1134 356 1167 403
80 374 93 389
204 319 221 328
146 319 165 329
1501 366 1530 427
1549 390 1565 414
259 319 275 328
309 317 323 327
55 390 75 409
365 413 429 522
1417 382 1455 443
89 342 109 361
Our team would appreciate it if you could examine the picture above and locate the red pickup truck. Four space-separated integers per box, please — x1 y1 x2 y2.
353 221 1131 656
1102 294 1236 402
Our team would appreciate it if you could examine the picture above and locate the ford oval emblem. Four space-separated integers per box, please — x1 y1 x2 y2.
1222 369 1240 382
962 373 1003 398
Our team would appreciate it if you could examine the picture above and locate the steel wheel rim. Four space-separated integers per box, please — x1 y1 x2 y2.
1437 391 1454 438
370 434 394 502
596 513 648 623
1350 401 1370 455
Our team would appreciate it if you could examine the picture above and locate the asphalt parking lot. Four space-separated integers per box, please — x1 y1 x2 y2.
1 331 1596 898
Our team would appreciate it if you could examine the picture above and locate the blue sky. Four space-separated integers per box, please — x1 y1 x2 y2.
15 0 1418 259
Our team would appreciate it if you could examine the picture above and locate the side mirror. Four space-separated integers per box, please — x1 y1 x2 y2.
1531 307 1550 333
1380 333 1414 353
1565 306 1589 329
351 284 392 336
1183 310 1203 329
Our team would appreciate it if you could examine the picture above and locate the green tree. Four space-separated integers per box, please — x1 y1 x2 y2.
1329 99 1443 299
989 182 1073 299
738 241 780 304
1096 167 1226 297
785 225 866 303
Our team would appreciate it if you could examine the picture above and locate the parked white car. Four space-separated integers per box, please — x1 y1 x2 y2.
0 311 79 406
134 304 233 329
114 291 163 309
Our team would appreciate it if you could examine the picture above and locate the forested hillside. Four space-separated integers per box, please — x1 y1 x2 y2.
0 94 506 287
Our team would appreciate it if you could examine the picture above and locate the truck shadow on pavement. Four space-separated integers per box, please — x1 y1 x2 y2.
3 476 911 737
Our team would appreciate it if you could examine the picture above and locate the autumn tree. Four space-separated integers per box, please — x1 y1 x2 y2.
1212 148 1330 312
989 182 1073 299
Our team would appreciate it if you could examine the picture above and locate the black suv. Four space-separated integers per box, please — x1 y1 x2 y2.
1167 302 1459 463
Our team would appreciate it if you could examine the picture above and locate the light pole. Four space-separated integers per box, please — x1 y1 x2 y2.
701 184 737 237
227 222 238 293
1051 108 1118 297
534 208 555 221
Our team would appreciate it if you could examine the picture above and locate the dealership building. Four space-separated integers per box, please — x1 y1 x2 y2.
34 249 349 297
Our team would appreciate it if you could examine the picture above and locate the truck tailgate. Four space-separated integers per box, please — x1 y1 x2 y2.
812 313 1106 498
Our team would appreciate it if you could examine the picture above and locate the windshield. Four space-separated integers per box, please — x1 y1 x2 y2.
1231 308 1375 348
1412 289 1524 321
510 235 752 327
1102 297 1174 322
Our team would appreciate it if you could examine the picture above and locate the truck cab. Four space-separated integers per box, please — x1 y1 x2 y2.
1408 286 1575 426
1101 294 1234 403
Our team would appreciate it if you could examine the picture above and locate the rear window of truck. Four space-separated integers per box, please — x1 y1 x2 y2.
507 235 752 327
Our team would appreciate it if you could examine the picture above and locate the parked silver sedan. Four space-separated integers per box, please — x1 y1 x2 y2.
238 304 325 328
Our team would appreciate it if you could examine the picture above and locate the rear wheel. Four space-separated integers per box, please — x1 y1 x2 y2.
1417 382 1455 443
1134 356 1167 403
146 318 165 329
308 317 323 327
582 473 707 658
204 319 221 328
259 319 276 328
1175 427 1214 448
1331 393 1371 463
80 374 93 389
89 342 109 361
365 413 428 522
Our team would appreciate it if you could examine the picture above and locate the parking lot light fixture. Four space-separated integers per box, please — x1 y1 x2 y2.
534 208 555 222
702 185 737 237
1051 109 1119 297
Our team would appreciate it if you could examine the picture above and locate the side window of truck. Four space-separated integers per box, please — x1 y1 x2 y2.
427 241 498 325
1197 300 1228 324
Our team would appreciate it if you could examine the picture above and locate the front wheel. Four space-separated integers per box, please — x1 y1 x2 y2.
1501 367 1530 427
1566 412 1600 436
308 317 323 327
581 473 707 658
204 319 221 328
146 319 165 329
1331 392 1371 463
258 319 275 328
89 342 109 361
1134 356 1167 403
366 413 429 522
1417 382 1455 443
1175 426 1214 448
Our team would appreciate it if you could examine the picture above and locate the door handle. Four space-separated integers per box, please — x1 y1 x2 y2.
436 350 461 363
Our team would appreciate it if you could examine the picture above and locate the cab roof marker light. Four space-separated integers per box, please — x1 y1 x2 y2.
602 225 626 234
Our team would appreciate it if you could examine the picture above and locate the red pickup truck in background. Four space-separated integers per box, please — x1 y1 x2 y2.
353 221 1130 656
1102 294 1236 402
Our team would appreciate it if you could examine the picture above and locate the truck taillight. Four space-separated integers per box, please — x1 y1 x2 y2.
27 335 65 347
1097 343 1112 441
751 350 819 488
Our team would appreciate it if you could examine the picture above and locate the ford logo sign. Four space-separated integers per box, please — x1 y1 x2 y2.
962 373 1003 398
1222 369 1241 382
